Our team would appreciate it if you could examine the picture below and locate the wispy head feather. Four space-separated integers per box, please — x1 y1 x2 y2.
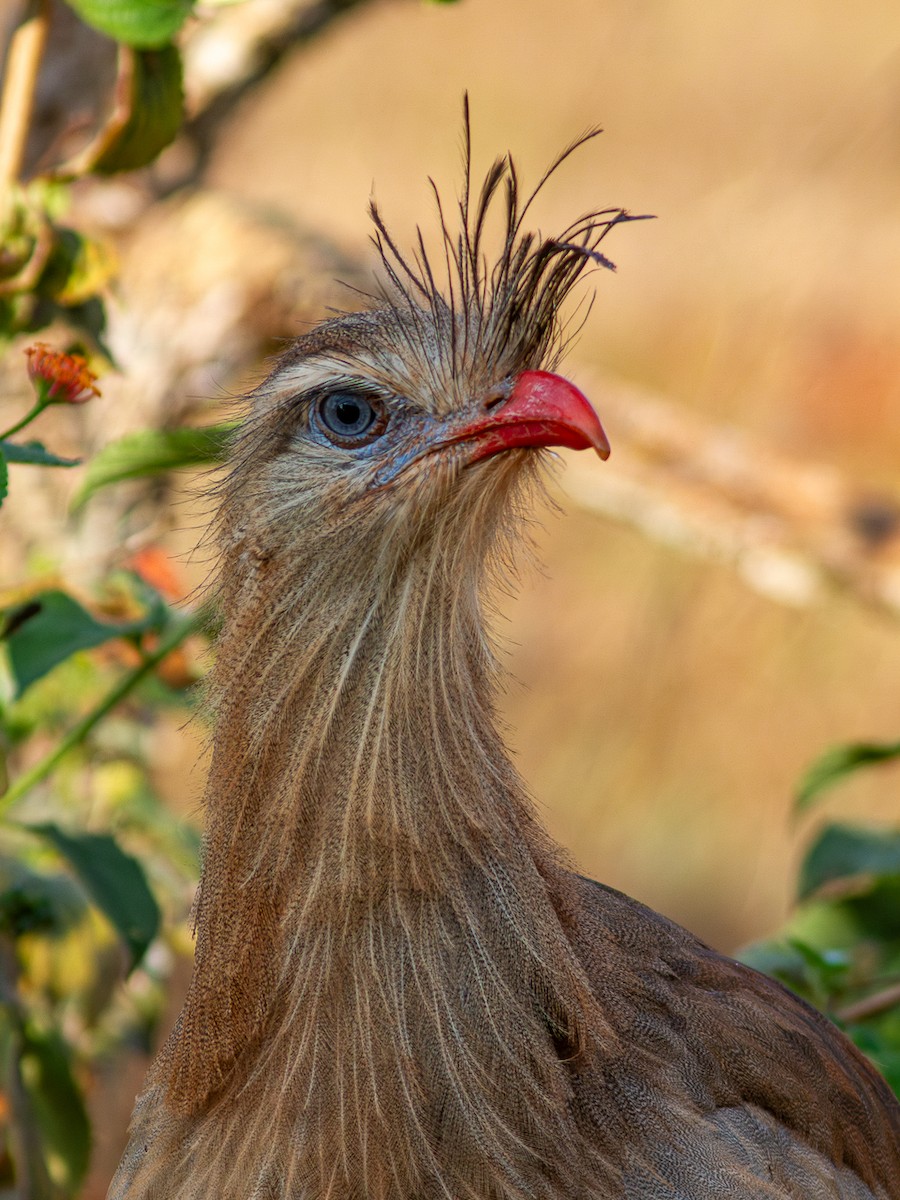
368 98 652 386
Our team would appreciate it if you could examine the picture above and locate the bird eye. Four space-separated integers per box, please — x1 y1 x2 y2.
315 390 386 446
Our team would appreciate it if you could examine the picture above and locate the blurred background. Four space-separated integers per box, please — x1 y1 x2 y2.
3 0 900 1192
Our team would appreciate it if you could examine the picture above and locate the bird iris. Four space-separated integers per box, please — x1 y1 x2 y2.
315 390 386 447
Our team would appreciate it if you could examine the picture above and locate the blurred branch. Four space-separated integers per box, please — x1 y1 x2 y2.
0 0 49 186
566 375 900 619
837 982 900 1024
181 0 377 176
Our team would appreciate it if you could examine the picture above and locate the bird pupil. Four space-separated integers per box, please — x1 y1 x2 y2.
336 399 360 426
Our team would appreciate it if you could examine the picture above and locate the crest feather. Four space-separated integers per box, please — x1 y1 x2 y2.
368 99 653 381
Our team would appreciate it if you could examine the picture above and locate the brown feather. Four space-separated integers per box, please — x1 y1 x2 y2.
109 131 900 1200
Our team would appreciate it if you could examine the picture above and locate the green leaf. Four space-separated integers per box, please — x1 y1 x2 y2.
842 878 900 941
787 936 851 987
2 590 155 696
795 740 900 813
19 1023 91 1191
90 46 185 174
0 857 88 938
741 935 852 1010
798 822 900 902
111 570 171 632
72 422 236 510
0 444 7 508
37 226 117 307
1 440 80 467
61 0 193 47
27 823 160 969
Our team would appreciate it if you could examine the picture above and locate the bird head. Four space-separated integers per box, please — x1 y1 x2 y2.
218 128 646 641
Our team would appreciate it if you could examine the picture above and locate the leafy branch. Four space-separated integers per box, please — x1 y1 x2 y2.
742 738 900 1097
1 604 208 814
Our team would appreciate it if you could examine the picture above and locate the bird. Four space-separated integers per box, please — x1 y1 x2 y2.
109 120 900 1200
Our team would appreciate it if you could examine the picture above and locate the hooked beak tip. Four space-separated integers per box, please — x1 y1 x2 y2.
462 370 611 464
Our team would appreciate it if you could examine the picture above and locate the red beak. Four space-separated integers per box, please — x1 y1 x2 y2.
452 370 610 464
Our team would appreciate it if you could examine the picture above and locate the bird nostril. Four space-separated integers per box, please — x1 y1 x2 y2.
483 384 511 411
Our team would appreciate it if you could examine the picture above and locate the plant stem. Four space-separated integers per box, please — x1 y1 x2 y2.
0 607 209 813
0 398 48 440
0 0 50 188
0 932 57 1198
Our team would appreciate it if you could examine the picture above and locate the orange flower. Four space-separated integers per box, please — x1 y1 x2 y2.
25 343 100 404
130 545 186 601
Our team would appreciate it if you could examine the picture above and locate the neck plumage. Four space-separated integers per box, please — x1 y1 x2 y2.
148 497 602 1198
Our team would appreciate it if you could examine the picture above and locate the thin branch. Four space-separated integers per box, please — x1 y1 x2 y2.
836 981 900 1025
0 0 49 188
178 0 376 185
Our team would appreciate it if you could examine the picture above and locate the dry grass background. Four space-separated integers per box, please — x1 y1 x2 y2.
194 0 900 951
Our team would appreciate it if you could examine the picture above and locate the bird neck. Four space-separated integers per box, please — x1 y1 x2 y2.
157 539 597 1197
203 533 544 899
